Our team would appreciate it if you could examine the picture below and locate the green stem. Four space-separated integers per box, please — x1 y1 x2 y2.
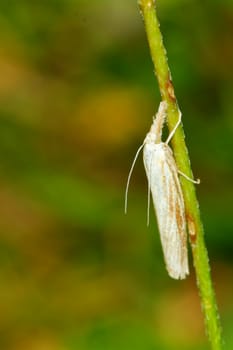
138 0 222 348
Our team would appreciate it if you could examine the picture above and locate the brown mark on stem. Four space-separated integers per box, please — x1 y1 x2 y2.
187 214 197 244
166 78 176 103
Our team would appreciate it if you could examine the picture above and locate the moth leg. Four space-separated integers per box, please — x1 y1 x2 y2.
178 170 200 184
165 109 182 144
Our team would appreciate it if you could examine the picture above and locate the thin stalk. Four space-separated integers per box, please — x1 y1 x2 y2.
138 0 222 349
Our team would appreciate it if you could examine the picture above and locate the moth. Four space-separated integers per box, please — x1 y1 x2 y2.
125 101 199 279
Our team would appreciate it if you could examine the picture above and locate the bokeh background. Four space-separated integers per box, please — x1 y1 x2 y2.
0 0 233 349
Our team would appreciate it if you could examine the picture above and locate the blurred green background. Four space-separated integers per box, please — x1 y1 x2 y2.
0 0 233 349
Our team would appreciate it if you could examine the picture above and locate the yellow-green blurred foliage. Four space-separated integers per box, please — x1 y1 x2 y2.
0 1 233 349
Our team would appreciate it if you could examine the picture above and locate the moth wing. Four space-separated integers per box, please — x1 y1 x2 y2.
144 144 189 279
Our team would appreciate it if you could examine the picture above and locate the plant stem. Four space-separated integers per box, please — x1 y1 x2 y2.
138 0 222 348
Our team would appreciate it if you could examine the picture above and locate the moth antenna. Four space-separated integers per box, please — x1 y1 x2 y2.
124 143 145 214
165 109 182 144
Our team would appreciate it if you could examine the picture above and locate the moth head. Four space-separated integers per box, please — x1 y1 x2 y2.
144 131 160 144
